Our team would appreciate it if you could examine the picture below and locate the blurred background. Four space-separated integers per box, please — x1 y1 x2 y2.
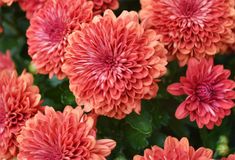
1 0 235 159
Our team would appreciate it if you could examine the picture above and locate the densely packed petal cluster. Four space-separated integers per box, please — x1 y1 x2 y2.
19 0 47 19
26 0 94 79
133 136 213 160
92 0 119 15
0 70 42 159
63 10 168 119
0 51 15 71
167 58 235 129
222 154 235 160
140 0 235 66
17 106 116 160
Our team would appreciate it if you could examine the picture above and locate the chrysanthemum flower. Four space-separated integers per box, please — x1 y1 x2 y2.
0 70 42 159
167 58 235 129
62 10 168 119
26 0 94 79
140 0 235 66
92 0 119 15
222 154 235 160
17 106 116 160
133 136 213 160
19 0 47 19
0 50 15 71
0 0 16 6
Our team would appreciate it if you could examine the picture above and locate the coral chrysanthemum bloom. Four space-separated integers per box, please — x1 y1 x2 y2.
62 10 168 119
92 0 119 15
140 0 235 66
0 50 15 71
0 0 16 6
0 70 42 159
17 106 116 160
133 136 213 160
19 0 47 19
167 58 235 129
26 0 94 79
222 154 235 160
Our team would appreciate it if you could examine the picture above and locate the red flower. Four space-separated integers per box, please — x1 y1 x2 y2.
19 0 47 19
0 50 15 72
0 70 42 159
92 0 119 15
133 136 213 160
62 10 168 119
26 0 94 79
17 106 116 160
167 58 235 129
140 0 235 66
222 154 235 160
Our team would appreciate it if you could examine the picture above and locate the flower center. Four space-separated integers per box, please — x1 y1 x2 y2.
196 83 213 101
178 0 200 17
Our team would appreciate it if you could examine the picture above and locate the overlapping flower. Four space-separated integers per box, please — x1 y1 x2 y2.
222 154 235 160
0 70 42 159
140 0 235 66
92 0 119 15
19 0 47 19
167 58 235 129
26 0 94 79
17 106 116 160
63 9 168 119
0 51 15 71
133 136 213 160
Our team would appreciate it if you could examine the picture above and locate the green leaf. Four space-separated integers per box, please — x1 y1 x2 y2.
126 109 152 135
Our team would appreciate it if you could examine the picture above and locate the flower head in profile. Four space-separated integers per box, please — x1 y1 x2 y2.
19 0 47 19
17 106 116 160
222 154 235 160
133 136 213 160
0 70 42 159
92 0 119 15
26 0 94 79
63 10 168 119
140 0 235 66
0 50 15 71
167 58 235 129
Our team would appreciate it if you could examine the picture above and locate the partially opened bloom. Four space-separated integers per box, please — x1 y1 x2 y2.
133 136 213 160
63 10 168 119
19 0 47 19
92 0 119 15
222 154 235 160
167 58 235 129
17 106 116 160
140 0 235 66
27 0 94 79
0 70 42 159
0 50 15 71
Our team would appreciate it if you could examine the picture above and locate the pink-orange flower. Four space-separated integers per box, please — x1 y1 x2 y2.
167 58 235 129
26 0 94 79
0 70 42 159
92 0 119 15
17 106 116 160
133 136 213 160
0 0 16 6
63 10 168 119
0 50 15 71
140 0 235 66
222 154 235 160
19 0 47 19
